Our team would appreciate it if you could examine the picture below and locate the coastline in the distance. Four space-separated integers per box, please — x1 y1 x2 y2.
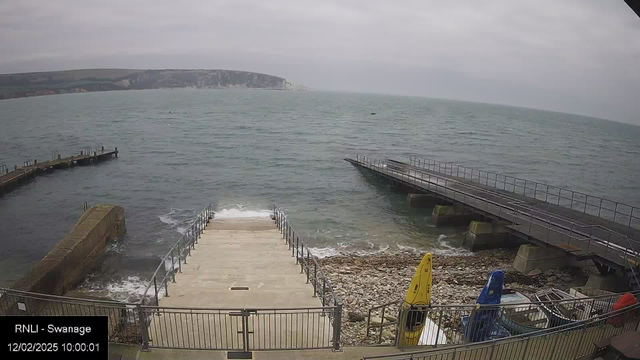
0 68 308 100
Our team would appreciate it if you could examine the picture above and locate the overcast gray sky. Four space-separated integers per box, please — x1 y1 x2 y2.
1 0 639 124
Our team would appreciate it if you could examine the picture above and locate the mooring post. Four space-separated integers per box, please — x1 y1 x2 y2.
115 147 118 157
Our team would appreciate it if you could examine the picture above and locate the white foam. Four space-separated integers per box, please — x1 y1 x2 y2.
159 208 194 235
176 227 188 235
396 244 420 253
214 208 272 219
308 247 342 258
105 276 157 302
434 234 472 256
164 256 180 271
159 213 179 226
82 276 163 303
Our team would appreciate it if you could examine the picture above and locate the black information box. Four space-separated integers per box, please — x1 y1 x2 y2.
1 316 108 359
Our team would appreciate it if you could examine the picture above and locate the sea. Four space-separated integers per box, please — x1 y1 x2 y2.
1 89 639 301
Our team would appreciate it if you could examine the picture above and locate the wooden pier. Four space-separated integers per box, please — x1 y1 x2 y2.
0 147 118 196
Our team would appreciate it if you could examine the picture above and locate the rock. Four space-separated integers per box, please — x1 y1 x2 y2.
382 329 394 340
370 316 383 325
384 315 398 322
528 269 543 276
346 295 357 304
547 276 557 283
544 269 555 276
348 312 365 322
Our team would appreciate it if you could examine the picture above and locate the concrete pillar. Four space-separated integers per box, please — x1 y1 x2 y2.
463 221 512 251
584 274 628 293
406 194 441 208
431 205 478 226
513 244 570 273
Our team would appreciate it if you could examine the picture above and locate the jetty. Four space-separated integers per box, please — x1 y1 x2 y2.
136 205 342 356
345 155 640 291
0 146 118 196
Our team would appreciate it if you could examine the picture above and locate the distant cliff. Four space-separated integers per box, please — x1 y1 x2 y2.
0 69 307 100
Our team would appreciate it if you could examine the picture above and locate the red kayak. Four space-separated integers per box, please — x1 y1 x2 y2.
607 293 637 328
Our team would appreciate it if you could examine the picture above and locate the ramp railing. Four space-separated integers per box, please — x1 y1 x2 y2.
408 155 640 229
140 204 214 306
273 204 343 350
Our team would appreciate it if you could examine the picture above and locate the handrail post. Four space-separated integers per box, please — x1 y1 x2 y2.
313 263 317 297
434 308 443 348
171 249 176 282
137 306 150 351
153 277 159 306
164 276 169 297
397 308 406 350
332 304 342 351
322 279 326 306
306 251 310 283
185 234 190 261
300 242 305 274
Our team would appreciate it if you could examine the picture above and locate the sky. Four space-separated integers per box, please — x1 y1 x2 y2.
1 0 639 124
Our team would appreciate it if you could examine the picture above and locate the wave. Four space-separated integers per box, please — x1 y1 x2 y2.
159 208 193 234
214 208 272 219
433 234 472 256
81 275 161 303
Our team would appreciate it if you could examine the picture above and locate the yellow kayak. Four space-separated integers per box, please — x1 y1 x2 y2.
402 252 433 346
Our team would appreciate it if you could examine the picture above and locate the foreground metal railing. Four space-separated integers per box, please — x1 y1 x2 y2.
0 287 143 344
140 204 214 306
363 302 640 360
366 290 640 349
352 156 640 273
408 156 640 229
141 305 339 351
273 205 343 350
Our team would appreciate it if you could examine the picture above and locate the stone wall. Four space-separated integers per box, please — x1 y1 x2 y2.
12 204 125 295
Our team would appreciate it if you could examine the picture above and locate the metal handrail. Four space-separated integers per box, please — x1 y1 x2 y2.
365 290 640 344
353 156 640 271
400 156 640 288
273 204 342 350
139 204 213 305
0 287 137 306
409 155 640 228
273 205 341 308
364 301 640 359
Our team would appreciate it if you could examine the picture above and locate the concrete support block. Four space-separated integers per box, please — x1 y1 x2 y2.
407 194 441 208
513 244 570 273
431 205 478 226
463 221 511 251
584 274 628 293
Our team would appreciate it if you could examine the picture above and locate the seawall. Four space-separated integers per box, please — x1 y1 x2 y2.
11 204 126 295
